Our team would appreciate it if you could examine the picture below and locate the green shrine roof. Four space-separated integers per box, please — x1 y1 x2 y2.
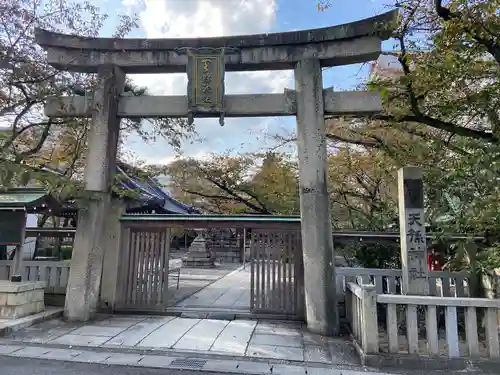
0 188 56 210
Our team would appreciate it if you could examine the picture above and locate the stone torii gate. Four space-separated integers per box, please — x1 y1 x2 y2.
36 10 396 335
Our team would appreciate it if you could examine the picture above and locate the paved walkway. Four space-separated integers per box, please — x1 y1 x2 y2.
175 266 250 310
167 264 241 306
0 315 357 365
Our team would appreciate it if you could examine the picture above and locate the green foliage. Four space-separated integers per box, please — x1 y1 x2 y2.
339 242 401 269
318 0 499 270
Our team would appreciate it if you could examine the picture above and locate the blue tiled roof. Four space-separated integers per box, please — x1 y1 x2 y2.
116 163 198 214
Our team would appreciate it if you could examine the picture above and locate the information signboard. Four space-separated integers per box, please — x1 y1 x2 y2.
0 210 26 245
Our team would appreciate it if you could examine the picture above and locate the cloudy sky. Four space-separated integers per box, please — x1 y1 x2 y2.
96 0 392 165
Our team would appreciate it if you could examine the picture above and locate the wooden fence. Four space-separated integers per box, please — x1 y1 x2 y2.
0 261 470 301
346 281 500 359
0 260 70 294
335 267 470 300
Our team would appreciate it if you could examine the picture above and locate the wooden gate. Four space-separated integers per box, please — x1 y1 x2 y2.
250 229 304 318
116 227 171 311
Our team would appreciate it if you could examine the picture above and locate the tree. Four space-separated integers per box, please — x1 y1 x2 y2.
164 152 300 215
318 0 499 143
0 0 194 198
327 145 398 229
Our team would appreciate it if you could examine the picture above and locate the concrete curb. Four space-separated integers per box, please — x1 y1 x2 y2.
0 339 349 369
0 308 63 337
0 342 409 375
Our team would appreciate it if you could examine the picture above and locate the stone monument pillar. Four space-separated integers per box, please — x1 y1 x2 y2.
64 64 125 321
182 231 215 268
294 59 337 335
398 167 429 295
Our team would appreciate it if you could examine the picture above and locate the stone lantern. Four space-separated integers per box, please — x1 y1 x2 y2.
182 229 215 268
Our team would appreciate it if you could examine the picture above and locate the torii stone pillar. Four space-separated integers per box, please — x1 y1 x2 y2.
295 59 337 335
64 65 125 321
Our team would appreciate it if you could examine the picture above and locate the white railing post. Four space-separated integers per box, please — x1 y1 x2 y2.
361 284 379 353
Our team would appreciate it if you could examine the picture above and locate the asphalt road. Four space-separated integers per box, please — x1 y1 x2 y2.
0 356 227 375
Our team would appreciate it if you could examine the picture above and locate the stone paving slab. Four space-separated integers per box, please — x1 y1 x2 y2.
48 334 112 347
174 319 229 351
138 317 200 348
70 325 126 337
210 319 257 355
104 317 172 347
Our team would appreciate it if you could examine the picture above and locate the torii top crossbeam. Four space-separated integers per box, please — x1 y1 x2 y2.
35 10 396 73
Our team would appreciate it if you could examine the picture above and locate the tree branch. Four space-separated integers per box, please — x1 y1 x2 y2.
373 113 499 143
194 164 271 214
435 0 500 65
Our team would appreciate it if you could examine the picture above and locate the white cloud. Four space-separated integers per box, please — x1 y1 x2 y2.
121 0 294 165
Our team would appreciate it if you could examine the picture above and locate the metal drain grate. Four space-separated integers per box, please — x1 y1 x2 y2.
170 358 207 369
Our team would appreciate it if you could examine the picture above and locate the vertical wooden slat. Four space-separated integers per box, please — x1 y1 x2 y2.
295 230 305 319
406 305 418 354
445 306 460 357
465 306 480 357
282 231 289 313
157 230 164 307
130 231 140 305
386 303 399 353
162 229 171 306
49 266 57 288
276 231 282 312
116 228 126 305
428 277 438 296
142 231 149 307
486 307 500 358
55 265 62 289
426 305 439 355
255 232 261 310
39 266 48 285
147 231 154 307
455 276 465 297
281 231 286 312
128 230 136 305
136 231 145 306
387 276 397 294
271 232 277 311
122 228 133 305
149 231 157 307
145 231 153 307
266 231 271 310
250 229 255 311
287 231 293 314
260 231 269 309
442 277 451 297
157 230 165 305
